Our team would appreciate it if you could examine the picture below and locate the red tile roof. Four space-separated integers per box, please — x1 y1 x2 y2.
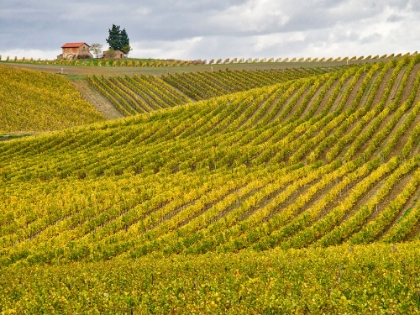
61 42 89 48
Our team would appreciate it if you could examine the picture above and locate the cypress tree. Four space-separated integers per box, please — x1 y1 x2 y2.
120 29 131 55
106 24 122 51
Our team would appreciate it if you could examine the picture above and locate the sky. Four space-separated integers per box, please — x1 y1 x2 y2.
0 0 419 61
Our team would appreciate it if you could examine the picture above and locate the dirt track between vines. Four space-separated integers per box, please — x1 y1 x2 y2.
70 80 123 120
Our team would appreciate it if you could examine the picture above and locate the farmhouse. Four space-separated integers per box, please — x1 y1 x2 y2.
58 42 93 60
102 49 125 59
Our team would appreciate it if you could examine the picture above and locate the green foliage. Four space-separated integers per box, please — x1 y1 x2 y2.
106 24 131 55
88 66 346 116
87 73 190 115
120 29 131 55
2 56 420 313
0 65 104 132
1 243 420 314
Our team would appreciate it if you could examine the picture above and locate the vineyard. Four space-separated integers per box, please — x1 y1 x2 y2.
86 67 344 114
0 51 415 67
1 56 420 313
0 65 104 133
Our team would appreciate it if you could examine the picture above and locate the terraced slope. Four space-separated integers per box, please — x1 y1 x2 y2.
1 56 420 313
87 66 346 115
0 65 105 133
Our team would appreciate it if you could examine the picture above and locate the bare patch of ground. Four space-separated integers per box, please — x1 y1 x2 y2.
71 80 124 120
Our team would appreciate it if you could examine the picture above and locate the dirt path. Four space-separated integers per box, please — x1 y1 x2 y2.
71 80 124 120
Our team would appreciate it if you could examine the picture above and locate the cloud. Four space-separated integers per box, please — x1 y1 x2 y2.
130 37 205 59
0 49 58 60
0 0 418 60
207 0 290 34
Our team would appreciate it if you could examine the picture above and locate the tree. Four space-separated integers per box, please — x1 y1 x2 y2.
120 29 132 55
89 43 103 58
106 24 121 50
106 24 132 56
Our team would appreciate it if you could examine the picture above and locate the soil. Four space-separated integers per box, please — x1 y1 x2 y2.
371 67 395 106
70 80 124 120
313 75 343 116
300 79 328 118
341 71 368 111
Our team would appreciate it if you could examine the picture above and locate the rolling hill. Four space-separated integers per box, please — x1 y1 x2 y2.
0 65 104 134
86 66 346 115
1 56 420 314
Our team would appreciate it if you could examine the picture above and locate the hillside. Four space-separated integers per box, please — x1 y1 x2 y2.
0 65 105 134
87 66 346 115
161 66 344 101
1 56 420 313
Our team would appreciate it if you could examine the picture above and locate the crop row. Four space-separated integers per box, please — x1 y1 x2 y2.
2 150 419 267
0 65 104 132
87 74 190 115
2 58 419 180
1 241 420 314
161 67 343 101
1 51 416 67
1 59 420 267
87 67 347 116
4 52 420 315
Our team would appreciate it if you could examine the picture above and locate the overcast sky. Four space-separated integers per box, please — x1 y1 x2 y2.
1 0 419 60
